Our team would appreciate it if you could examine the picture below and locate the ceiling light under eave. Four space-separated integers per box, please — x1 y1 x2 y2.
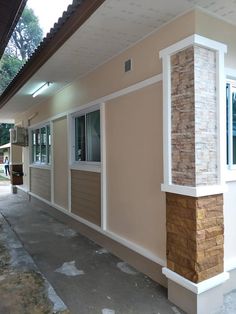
32 82 52 98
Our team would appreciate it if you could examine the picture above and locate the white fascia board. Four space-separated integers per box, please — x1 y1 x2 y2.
162 267 229 294
160 34 227 59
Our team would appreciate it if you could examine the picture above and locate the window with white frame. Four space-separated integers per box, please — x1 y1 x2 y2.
31 124 51 164
74 109 100 163
226 80 236 168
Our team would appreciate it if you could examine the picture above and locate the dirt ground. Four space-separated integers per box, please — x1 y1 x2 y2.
0 216 69 314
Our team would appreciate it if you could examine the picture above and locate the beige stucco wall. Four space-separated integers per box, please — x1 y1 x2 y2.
10 144 22 164
53 117 68 210
106 83 165 257
195 10 236 68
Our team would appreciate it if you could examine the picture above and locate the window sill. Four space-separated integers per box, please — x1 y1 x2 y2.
225 168 236 182
70 163 101 173
29 163 51 170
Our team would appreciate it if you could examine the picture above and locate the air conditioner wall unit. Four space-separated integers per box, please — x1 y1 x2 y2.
10 127 28 146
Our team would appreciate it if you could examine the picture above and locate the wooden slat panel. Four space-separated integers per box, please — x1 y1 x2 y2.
71 170 101 226
30 168 51 201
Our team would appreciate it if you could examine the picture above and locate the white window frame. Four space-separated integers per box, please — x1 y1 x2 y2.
226 79 236 170
30 123 51 166
71 104 101 171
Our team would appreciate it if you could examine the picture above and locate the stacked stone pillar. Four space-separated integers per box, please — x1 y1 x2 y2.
160 34 227 314
166 45 223 283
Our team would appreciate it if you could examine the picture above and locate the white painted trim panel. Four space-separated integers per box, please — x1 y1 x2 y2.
162 267 229 294
226 67 236 79
225 257 236 272
29 164 51 170
161 183 227 197
50 121 54 204
70 164 101 173
160 34 227 58
100 103 107 231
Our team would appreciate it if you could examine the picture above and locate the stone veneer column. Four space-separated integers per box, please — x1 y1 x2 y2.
160 35 227 314
171 46 218 187
166 193 223 283
167 45 223 283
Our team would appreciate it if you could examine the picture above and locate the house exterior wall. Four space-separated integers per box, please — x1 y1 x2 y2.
15 10 196 264
13 9 236 289
195 10 236 69
71 170 101 226
53 117 69 210
106 83 165 256
30 167 51 201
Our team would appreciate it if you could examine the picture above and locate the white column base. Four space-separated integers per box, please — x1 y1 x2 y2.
163 267 230 314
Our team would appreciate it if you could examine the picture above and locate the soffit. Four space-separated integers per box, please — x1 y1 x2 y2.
1 0 236 120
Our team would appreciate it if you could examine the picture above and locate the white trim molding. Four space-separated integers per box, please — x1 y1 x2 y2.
50 120 54 204
225 257 236 272
159 34 227 58
161 183 227 197
100 103 107 231
162 267 229 294
225 67 236 79
29 164 51 170
70 163 101 173
160 34 228 197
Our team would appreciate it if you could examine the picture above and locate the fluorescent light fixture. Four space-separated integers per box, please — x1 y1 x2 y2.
32 82 52 98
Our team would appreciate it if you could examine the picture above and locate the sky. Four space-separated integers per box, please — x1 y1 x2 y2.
27 0 73 35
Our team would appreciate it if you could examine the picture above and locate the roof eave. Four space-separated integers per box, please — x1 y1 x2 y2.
0 0 105 110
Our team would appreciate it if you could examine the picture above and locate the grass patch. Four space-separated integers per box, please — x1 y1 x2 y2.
0 175 10 181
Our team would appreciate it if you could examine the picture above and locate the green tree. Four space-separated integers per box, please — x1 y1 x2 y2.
0 124 14 146
0 6 43 94
0 54 24 94
6 7 43 60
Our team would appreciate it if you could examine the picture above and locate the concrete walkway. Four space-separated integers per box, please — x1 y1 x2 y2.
0 213 69 313
0 188 235 314
0 190 184 314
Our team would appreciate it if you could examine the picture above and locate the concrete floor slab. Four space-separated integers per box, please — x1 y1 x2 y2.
0 191 185 314
0 212 68 313
1 189 235 314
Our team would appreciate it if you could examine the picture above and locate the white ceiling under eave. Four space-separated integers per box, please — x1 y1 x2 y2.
1 0 236 121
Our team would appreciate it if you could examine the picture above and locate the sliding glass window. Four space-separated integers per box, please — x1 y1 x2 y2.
31 124 51 165
75 109 100 163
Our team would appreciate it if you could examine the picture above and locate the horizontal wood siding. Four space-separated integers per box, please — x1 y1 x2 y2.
30 167 51 201
71 170 101 226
